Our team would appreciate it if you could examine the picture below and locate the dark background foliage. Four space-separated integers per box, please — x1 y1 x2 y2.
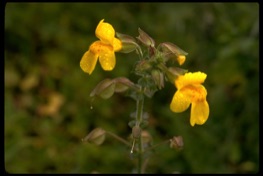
4 2 259 173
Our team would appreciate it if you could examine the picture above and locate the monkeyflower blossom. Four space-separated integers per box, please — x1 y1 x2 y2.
80 19 122 75
170 72 209 126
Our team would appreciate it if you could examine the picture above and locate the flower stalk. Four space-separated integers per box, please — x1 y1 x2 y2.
134 87 145 173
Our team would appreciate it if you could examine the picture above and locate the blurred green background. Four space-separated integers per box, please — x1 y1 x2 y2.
4 2 259 174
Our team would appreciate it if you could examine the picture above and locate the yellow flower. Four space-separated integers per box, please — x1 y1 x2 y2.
80 19 122 75
170 72 209 126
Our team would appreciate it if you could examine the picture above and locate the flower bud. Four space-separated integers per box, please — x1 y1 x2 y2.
135 60 152 74
137 28 155 47
114 77 136 93
159 42 188 65
82 128 106 145
151 69 164 89
168 67 188 76
90 79 115 99
170 136 184 150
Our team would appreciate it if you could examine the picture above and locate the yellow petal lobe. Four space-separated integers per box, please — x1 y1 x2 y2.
95 19 115 45
98 47 115 71
190 100 209 126
177 55 186 65
113 38 122 51
170 90 191 112
80 50 98 75
175 72 207 89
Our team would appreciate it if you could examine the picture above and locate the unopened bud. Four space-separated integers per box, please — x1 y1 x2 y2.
168 67 188 76
170 136 184 150
159 42 188 65
82 128 106 145
135 60 152 73
114 77 136 93
137 28 155 47
90 79 115 99
151 69 164 89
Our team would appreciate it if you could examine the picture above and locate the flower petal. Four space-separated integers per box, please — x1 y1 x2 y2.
177 55 186 65
170 90 191 113
190 100 209 126
80 50 98 75
175 72 207 89
113 38 122 52
98 47 116 71
95 19 115 45
181 84 207 102
89 41 103 54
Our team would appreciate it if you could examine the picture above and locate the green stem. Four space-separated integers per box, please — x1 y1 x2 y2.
142 157 150 174
144 139 170 153
137 136 143 174
135 87 144 174
135 93 144 127
106 131 131 147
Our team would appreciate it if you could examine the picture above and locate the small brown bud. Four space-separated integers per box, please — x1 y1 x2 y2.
170 136 184 150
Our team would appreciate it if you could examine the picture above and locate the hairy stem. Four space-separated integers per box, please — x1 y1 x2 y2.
135 87 144 173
